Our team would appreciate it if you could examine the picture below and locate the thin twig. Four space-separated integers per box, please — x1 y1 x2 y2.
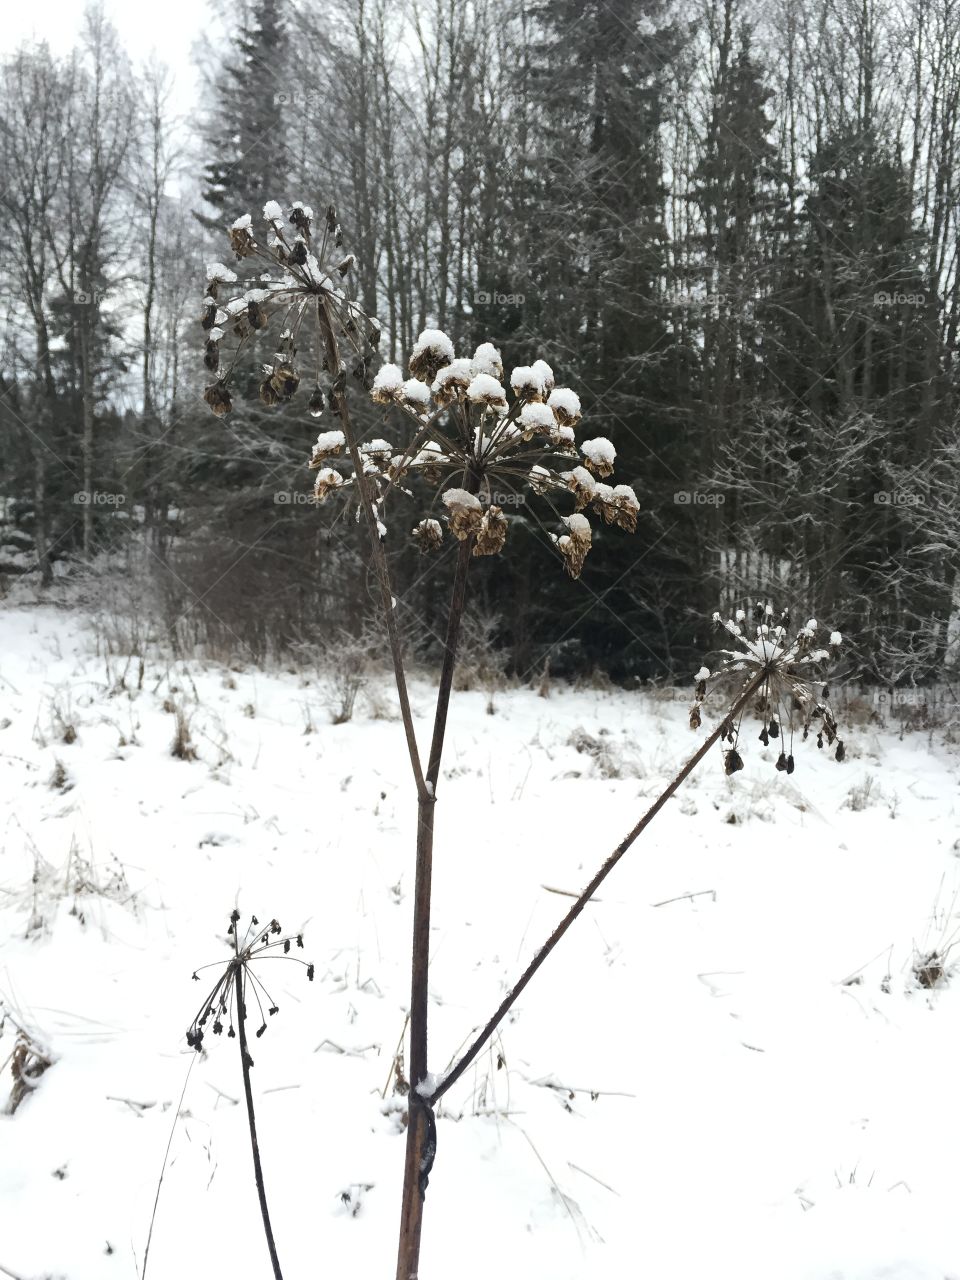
142 1055 195 1279
651 889 716 907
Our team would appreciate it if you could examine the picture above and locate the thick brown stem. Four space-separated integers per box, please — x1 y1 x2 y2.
430 667 769 1104
395 533 475 1280
234 966 283 1280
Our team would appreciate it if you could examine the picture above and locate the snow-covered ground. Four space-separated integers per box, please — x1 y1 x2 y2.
1 603 959 1280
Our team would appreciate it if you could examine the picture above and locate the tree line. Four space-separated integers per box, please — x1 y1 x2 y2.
1 0 958 683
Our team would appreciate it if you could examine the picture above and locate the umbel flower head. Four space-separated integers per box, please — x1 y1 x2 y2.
197 200 638 580
199 200 379 420
187 909 313 1062
339 335 637 577
689 602 846 774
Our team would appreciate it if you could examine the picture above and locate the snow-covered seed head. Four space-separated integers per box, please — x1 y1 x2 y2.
371 363 404 404
432 359 475 406
229 214 256 258
510 365 544 402
309 429 345 467
472 342 503 380
467 373 508 410
548 387 581 428
555 513 592 578
313 467 344 501
410 329 455 383
442 488 483 540
412 518 444 554
580 437 616 478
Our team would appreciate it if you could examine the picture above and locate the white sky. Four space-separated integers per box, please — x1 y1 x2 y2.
1 0 210 115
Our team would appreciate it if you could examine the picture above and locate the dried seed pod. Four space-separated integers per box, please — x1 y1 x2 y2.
203 339 220 373
270 362 300 400
308 387 325 418
412 518 444 553
724 748 744 775
473 506 507 557
248 299 266 330
775 751 787 771
203 383 232 417
689 705 702 730
259 378 280 407
553 513 591 578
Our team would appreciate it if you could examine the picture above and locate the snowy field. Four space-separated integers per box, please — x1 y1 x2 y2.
1 602 960 1280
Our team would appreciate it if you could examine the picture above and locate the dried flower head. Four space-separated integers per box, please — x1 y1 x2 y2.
355 335 637 576
198 202 637 575
690 603 847 773
187 910 311 1055
199 201 379 428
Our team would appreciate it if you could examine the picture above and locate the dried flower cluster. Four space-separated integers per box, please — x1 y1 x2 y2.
200 201 378 420
690 602 846 773
198 201 638 579
187 910 313 1061
340 334 637 576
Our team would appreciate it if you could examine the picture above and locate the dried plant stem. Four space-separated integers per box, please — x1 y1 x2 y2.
430 665 770 1106
234 966 284 1280
396 533 475 1280
316 296 426 797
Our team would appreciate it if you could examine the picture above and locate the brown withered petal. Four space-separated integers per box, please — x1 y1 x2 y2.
412 519 444 553
448 506 484 541
230 226 256 258
270 363 300 400
473 506 507 557
259 379 280 407
203 383 232 417
409 348 447 384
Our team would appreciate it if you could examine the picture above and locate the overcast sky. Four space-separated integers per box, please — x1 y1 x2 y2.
2 0 208 115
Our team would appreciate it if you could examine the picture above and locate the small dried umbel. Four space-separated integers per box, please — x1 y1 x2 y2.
199 200 380 421
187 910 312 1055
689 606 847 774
186 911 312 1280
